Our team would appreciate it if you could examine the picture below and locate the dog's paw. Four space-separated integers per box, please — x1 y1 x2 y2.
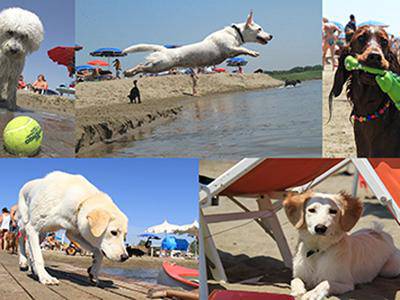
291 288 306 297
123 70 134 78
39 273 59 285
19 264 29 272
249 50 260 57
301 290 325 300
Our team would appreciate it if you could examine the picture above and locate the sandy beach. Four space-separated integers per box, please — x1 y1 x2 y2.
323 67 356 157
200 160 400 299
75 73 283 155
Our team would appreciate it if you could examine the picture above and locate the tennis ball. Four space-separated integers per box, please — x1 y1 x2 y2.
3 116 43 156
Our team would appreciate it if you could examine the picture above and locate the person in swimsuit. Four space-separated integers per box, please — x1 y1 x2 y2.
345 14 356 44
322 18 341 70
32 74 49 94
0 208 11 250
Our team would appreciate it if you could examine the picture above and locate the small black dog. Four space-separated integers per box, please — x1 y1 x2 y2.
128 80 141 103
284 79 301 87
126 245 145 257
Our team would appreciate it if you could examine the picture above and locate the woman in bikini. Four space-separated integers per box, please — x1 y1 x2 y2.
322 18 341 70
32 74 49 94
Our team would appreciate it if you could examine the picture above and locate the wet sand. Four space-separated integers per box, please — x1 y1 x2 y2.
75 73 283 155
323 67 356 157
0 91 75 157
200 160 400 300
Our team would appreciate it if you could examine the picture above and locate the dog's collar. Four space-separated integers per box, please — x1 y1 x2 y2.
351 100 391 123
231 25 245 43
306 249 320 258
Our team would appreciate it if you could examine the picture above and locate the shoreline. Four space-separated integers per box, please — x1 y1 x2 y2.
76 73 283 155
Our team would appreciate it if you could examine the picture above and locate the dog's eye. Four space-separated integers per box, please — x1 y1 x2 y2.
358 34 367 44
111 230 118 236
329 209 337 215
381 39 388 48
6 30 14 36
257 28 262 32
308 208 316 213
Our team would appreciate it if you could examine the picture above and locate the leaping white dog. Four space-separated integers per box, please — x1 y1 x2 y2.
0 7 44 111
123 11 272 77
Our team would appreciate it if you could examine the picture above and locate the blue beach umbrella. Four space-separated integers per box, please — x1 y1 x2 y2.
76 65 95 72
358 20 388 27
164 44 181 49
226 57 248 67
139 233 161 239
330 21 344 31
90 47 127 57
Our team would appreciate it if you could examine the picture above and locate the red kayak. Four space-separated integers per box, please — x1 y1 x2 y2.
209 290 295 300
157 261 199 291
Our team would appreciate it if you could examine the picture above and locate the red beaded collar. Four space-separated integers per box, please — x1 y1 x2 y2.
351 100 391 123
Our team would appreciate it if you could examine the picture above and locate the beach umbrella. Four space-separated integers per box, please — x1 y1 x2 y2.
87 59 109 67
164 44 181 49
138 233 161 239
358 20 388 27
48 45 83 77
331 21 344 31
76 65 95 72
90 47 127 68
226 57 248 67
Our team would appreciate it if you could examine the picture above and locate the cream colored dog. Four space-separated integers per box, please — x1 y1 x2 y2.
284 191 400 300
17 171 129 285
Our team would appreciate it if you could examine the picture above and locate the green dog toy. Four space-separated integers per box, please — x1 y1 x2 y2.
345 55 400 110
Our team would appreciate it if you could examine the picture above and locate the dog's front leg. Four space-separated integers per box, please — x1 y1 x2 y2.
302 280 354 300
5 78 18 111
25 224 59 285
88 249 104 284
291 277 307 297
231 47 260 58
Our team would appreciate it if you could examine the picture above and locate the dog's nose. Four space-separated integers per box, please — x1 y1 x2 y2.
367 52 382 64
314 225 327 235
120 254 129 262
269 35 273 40
9 47 19 54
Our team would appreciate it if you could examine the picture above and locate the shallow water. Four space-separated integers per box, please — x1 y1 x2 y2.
0 109 75 157
101 267 159 284
99 80 322 158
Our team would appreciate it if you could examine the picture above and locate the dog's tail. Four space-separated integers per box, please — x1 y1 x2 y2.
123 44 166 54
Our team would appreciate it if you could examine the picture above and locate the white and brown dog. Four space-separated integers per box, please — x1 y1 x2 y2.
123 11 272 76
284 191 400 300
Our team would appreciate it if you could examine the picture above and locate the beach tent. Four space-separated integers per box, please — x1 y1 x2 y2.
161 236 189 251
199 158 400 298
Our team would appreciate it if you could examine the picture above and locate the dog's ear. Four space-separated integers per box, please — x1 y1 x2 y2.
331 47 351 98
87 209 111 237
338 192 363 232
245 10 254 27
387 50 400 74
283 191 312 229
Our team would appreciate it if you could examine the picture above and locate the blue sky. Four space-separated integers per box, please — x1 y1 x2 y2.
324 0 400 35
0 0 74 89
0 158 198 244
76 0 321 72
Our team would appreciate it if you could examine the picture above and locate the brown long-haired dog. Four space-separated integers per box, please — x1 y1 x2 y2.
283 191 400 299
4 230 18 254
329 25 400 157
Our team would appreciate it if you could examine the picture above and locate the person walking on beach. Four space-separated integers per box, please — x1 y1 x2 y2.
128 80 141 103
322 18 341 70
345 14 356 44
189 68 199 96
0 208 11 250
113 59 122 79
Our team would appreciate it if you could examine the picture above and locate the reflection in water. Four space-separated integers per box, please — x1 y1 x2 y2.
100 80 322 158
0 109 74 157
101 267 159 284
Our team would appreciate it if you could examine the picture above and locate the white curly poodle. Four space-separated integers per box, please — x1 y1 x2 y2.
0 7 44 111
